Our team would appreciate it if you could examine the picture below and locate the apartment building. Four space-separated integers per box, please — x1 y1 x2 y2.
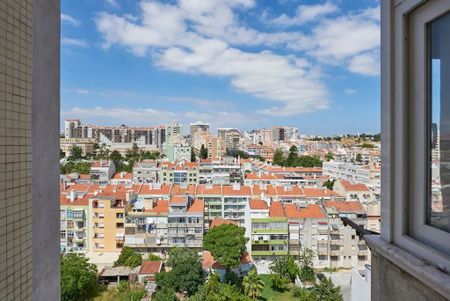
284 203 329 267
333 180 373 203
64 119 167 149
89 189 131 252
218 128 241 154
195 184 223 227
133 160 159 183
222 184 251 227
250 201 289 260
323 161 380 192
323 201 369 269
60 137 96 157
90 160 116 183
60 186 94 254
159 161 199 184
166 144 191 162
190 121 210 147
124 198 169 253
165 122 182 145
199 159 242 184
167 195 204 250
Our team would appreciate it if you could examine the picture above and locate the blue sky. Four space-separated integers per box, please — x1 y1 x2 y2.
61 0 380 135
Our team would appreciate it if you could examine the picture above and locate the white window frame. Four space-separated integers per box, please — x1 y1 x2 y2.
382 0 450 272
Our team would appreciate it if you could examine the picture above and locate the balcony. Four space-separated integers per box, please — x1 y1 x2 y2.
251 250 288 256
317 247 328 255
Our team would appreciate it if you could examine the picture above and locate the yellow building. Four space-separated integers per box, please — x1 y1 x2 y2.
88 187 135 252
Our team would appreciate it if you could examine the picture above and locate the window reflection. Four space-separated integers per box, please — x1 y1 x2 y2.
429 12 450 232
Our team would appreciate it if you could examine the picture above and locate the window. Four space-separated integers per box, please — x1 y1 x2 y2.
428 12 450 233
386 0 450 273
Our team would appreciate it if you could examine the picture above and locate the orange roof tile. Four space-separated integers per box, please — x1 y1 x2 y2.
196 184 222 195
60 193 91 206
269 201 285 217
139 261 162 275
275 185 304 197
171 184 196 195
324 201 365 214
210 217 238 228
249 199 268 210
139 184 171 195
145 200 169 214
303 188 341 198
339 180 370 192
187 199 204 213
284 204 326 219
170 195 187 204
112 172 132 180
222 185 251 196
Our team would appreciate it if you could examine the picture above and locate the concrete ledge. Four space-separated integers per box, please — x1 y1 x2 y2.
365 235 450 300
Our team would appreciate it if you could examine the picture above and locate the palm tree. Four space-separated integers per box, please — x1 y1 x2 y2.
243 268 265 300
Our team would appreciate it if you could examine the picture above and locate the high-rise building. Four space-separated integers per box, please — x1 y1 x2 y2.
64 119 81 138
190 121 210 147
165 122 182 144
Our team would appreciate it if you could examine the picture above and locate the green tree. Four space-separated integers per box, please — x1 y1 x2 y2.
152 286 177 301
110 150 123 162
355 153 363 163
204 224 248 270
269 255 299 282
60 148 66 159
189 273 250 301
61 253 98 301
273 148 285 166
296 156 322 167
269 273 288 292
299 266 316 283
325 152 334 161
313 277 343 301
114 246 142 267
292 287 317 301
200 144 208 159
164 247 204 296
69 146 83 160
322 179 335 190
191 148 196 162
360 142 375 148
299 248 315 268
242 268 264 300
286 145 299 167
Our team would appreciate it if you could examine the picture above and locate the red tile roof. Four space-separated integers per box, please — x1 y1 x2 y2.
210 218 238 228
196 184 222 195
269 201 285 217
145 200 169 214
171 184 197 195
339 180 370 192
139 184 171 195
112 172 132 180
187 199 204 213
222 185 251 196
284 204 326 219
249 199 268 210
324 201 365 214
275 185 304 197
139 261 162 275
170 195 187 204
60 194 91 206
303 188 341 198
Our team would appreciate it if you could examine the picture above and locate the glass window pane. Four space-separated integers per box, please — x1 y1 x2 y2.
429 12 450 233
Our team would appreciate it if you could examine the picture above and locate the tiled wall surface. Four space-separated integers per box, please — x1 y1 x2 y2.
0 1 33 300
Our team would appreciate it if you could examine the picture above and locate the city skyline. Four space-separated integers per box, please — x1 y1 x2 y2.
61 0 380 135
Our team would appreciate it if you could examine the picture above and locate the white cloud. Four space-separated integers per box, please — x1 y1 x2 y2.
300 6 381 75
271 2 338 26
345 88 356 95
61 38 88 47
61 14 81 26
75 89 90 95
105 0 119 8
95 0 330 116
62 106 258 129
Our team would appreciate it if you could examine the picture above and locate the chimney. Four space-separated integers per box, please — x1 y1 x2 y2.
144 198 154 210
70 190 76 202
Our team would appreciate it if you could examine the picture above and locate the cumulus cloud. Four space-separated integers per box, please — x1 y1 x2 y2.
62 38 88 47
270 2 338 26
105 0 119 8
96 0 329 116
95 1 380 115
345 88 356 95
61 14 81 26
